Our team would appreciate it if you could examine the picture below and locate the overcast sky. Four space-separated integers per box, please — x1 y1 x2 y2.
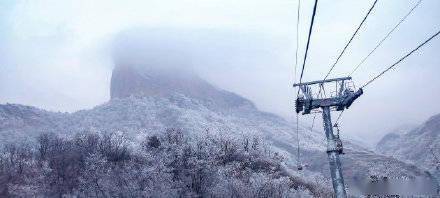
0 0 439 146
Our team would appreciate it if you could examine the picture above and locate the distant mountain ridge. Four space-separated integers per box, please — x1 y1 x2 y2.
376 113 440 170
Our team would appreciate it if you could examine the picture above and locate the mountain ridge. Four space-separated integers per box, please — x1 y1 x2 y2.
376 113 440 170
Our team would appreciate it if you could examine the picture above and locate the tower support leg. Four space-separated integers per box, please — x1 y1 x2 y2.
322 106 347 198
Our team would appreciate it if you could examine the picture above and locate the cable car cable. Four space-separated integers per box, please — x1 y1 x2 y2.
293 0 303 170
361 29 440 89
334 0 421 135
350 0 423 76
313 0 378 102
294 0 319 167
298 0 319 86
324 0 379 80
294 0 301 82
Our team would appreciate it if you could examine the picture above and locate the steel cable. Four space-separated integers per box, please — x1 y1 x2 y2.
297 0 319 85
350 0 423 76
361 29 440 88
324 0 379 80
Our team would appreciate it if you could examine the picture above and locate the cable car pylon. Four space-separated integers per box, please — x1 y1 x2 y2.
293 76 363 197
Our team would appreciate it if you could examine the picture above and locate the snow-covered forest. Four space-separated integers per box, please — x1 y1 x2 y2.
0 129 331 197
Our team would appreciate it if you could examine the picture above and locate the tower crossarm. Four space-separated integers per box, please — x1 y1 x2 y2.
293 76 352 87
294 77 363 115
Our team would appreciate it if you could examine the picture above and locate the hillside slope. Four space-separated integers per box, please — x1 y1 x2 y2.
377 114 440 169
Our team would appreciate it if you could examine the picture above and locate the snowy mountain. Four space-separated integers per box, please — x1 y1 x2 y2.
0 73 431 196
376 114 440 170
1 65 424 183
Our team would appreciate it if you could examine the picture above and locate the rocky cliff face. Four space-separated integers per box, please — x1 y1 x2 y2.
376 114 440 169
